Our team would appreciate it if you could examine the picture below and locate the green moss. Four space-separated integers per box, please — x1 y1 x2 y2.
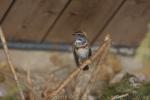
0 95 17 100
137 82 150 96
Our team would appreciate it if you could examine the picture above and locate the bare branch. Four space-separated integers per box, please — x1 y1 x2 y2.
82 35 111 99
91 36 111 83
42 74 54 99
0 27 25 100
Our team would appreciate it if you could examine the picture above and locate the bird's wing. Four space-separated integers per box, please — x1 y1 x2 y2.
73 47 80 66
88 48 92 57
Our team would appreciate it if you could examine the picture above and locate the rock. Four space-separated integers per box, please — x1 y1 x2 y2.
109 71 126 84
134 73 146 82
129 77 141 88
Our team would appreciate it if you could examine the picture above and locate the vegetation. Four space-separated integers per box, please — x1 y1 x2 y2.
101 74 150 100
136 24 150 64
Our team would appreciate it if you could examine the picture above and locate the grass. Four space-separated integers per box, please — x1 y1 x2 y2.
101 74 150 100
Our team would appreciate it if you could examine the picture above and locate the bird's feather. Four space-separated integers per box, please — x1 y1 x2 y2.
73 47 80 67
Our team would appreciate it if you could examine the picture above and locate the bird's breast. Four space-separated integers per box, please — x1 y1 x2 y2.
76 47 89 60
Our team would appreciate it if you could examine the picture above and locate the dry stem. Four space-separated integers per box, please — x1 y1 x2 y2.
44 34 111 99
0 27 25 100
42 74 54 98
82 35 111 99
27 66 35 100
111 93 129 100
91 37 111 83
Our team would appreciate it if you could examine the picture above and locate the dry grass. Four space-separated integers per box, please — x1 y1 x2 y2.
99 53 122 81
0 27 25 100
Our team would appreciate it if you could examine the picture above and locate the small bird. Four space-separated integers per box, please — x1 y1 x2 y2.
72 31 92 71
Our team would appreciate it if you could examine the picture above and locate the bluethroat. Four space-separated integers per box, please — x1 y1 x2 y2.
72 31 92 71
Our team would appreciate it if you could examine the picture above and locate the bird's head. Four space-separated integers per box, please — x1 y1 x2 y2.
72 31 87 38
72 31 88 48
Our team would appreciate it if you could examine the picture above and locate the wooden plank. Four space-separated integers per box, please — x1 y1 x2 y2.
45 0 124 44
0 0 13 22
96 0 150 46
1 0 69 42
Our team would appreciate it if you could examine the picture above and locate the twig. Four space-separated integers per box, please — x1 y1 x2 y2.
27 66 35 100
82 36 111 99
44 34 111 99
42 74 54 99
111 93 129 100
0 27 25 100
90 35 111 83
81 34 111 99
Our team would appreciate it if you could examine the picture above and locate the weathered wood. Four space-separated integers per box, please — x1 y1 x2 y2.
1 0 69 42
96 0 150 46
0 0 13 23
45 0 124 44
1 0 149 45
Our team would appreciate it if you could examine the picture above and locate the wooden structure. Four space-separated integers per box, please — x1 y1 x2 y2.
0 0 150 45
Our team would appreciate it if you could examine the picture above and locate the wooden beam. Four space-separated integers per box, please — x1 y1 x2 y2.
1 0 69 42
96 0 150 46
0 0 13 23
45 0 124 44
